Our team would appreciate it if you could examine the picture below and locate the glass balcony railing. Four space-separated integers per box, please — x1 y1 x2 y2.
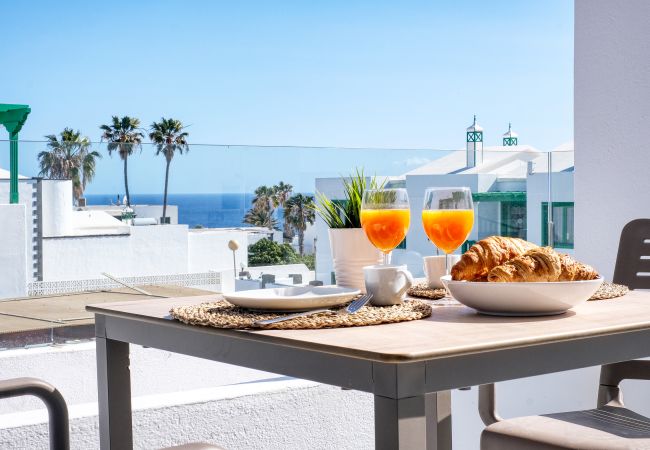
0 139 574 296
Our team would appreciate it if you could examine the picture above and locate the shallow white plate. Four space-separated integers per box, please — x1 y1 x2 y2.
223 285 360 312
441 275 604 316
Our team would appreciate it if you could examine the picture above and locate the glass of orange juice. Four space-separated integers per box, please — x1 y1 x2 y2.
422 187 474 301
361 188 410 265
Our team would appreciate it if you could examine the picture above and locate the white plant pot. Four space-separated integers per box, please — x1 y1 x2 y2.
328 228 384 293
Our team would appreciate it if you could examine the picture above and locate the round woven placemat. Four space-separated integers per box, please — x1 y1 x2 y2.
588 282 628 301
407 283 447 300
170 299 432 330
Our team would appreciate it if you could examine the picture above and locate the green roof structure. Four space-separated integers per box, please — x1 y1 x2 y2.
0 104 31 203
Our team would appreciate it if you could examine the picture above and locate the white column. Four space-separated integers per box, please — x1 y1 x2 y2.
575 0 650 279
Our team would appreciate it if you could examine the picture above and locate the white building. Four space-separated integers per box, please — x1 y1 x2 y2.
0 172 312 299
315 118 574 281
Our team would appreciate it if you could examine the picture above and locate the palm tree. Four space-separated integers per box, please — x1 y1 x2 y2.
100 116 144 206
243 207 279 231
272 181 294 241
149 118 189 222
284 193 316 255
252 185 275 211
38 128 101 202
272 181 293 208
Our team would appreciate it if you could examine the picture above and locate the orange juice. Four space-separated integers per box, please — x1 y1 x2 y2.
361 209 410 253
422 209 474 254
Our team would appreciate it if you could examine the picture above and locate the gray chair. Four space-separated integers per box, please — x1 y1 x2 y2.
479 219 650 449
0 377 70 450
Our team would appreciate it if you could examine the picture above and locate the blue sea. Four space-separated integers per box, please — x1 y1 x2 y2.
86 193 259 228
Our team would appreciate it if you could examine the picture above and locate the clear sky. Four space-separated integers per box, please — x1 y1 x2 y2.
2 0 573 193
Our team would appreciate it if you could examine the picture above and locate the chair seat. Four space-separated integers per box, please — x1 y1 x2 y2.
161 443 225 450
482 405 650 450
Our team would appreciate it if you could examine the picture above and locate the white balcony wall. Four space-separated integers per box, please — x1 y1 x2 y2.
0 204 27 298
188 229 248 274
41 179 73 237
42 225 189 281
0 180 37 282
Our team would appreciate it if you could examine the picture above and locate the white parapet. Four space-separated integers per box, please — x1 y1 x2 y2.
41 180 73 237
0 204 28 299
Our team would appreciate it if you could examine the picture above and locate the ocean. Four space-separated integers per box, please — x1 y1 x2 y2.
86 193 259 228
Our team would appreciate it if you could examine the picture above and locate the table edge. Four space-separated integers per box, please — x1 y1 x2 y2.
87 305 650 364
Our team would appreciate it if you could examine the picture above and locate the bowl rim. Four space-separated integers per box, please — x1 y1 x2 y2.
441 275 604 286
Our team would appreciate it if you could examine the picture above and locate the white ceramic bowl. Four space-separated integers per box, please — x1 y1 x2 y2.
224 285 360 312
441 275 604 316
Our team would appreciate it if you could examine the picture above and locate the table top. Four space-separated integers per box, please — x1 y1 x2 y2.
87 291 650 363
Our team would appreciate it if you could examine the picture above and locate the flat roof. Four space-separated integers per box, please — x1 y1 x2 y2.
0 285 213 349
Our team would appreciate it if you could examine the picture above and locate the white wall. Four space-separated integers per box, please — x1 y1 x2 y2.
188 229 248 273
132 204 178 224
0 180 37 282
42 225 189 280
41 180 73 237
0 205 27 298
575 0 650 279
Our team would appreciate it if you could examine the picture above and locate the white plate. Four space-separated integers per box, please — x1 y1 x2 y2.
223 285 360 312
441 275 604 316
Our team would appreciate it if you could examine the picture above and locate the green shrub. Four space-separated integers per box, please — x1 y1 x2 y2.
248 238 315 269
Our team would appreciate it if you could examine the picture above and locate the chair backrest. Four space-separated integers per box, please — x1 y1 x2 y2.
613 219 650 289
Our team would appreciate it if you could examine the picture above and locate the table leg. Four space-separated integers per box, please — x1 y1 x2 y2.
96 337 133 450
374 391 451 450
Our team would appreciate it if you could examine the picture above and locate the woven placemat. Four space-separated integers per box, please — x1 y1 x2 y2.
170 298 432 330
407 283 447 300
589 282 629 301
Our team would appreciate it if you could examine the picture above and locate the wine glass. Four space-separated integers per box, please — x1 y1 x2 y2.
422 187 474 302
361 188 410 265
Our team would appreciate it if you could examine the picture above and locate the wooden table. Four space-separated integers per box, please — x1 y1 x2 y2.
87 291 650 450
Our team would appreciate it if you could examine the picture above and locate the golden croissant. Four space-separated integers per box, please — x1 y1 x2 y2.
488 247 600 282
451 236 538 281
488 247 561 282
557 254 600 281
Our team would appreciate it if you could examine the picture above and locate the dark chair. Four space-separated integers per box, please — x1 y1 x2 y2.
0 378 69 450
479 219 650 449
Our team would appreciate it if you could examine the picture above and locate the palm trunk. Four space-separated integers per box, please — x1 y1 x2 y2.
299 230 305 256
123 156 131 206
162 158 171 222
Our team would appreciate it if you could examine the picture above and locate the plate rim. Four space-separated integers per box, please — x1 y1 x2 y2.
223 285 361 302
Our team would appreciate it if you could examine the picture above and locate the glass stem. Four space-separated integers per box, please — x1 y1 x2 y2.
445 253 451 275
384 251 390 265
444 253 453 298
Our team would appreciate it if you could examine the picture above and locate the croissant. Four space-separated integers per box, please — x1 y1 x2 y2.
557 254 600 281
488 248 600 282
451 236 538 281
488 247 561 282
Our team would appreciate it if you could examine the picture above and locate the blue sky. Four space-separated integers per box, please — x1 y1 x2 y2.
2 0 573 193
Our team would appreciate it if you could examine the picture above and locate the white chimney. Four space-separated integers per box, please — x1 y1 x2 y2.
466 115 484 167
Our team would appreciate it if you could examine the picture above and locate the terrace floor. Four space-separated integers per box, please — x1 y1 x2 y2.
0 285 213 349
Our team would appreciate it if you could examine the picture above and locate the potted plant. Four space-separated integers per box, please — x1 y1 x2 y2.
313 169 384 292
